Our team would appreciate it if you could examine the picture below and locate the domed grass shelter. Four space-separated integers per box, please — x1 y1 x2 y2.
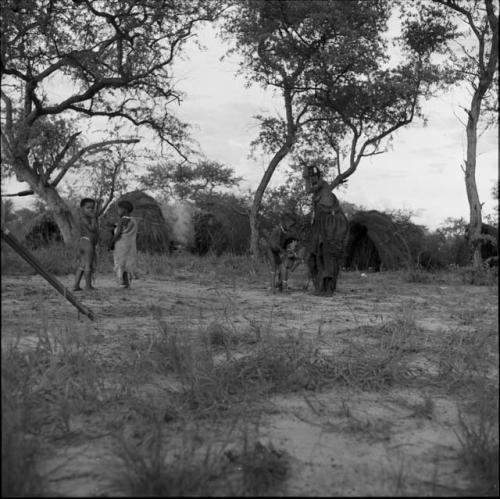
344 210 413 271
24 212 64 249
100 191 171 254
479 223 498 264
192 194 251 255
23 203 81 249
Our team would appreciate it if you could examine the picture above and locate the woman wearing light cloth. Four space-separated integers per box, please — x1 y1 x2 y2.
108 200 138 288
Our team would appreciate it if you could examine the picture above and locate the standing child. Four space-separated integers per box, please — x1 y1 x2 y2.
74 197 99 291
108 200 138 288
267 213 301 293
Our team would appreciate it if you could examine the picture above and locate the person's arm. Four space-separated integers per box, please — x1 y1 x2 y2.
269 227 283 253
108 218 125 250
79 214 93 236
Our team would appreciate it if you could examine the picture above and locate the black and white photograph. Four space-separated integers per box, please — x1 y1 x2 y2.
1 0 498 496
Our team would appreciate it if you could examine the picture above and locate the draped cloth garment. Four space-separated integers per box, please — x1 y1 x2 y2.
113 216 138 282
309 179 349 293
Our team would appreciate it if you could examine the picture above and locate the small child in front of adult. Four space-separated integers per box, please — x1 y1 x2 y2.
108 200 138 288
268 213 301 293
74 197 99 291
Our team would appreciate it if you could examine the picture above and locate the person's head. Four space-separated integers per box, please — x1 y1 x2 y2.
117 200 133 217
303 164 322 193
80 198 96 217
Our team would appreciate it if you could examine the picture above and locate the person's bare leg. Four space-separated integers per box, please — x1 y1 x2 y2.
84 270 95 290
122 271 130 288
281 264 289 293
74 269 84 291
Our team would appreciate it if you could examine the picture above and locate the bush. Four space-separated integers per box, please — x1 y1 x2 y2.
458 264 498 286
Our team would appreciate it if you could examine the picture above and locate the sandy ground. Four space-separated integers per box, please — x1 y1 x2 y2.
2 267 498 496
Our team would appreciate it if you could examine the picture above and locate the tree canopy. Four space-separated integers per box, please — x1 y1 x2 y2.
1 0 222 240
222 0 455 256
138 159 242 202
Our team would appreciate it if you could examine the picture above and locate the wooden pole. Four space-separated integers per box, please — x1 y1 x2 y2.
1 226 95 321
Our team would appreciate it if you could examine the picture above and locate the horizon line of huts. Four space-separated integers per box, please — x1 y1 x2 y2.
16 190 499 270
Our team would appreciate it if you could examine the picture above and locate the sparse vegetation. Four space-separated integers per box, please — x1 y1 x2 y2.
1 251 497 496
455 381 499 496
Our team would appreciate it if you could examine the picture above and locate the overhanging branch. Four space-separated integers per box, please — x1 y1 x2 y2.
51 138 139 187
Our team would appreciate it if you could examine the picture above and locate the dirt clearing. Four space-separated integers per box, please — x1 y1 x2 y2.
2 265 498 496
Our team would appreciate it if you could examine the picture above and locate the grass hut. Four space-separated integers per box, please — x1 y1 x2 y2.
345 210 412 270
24 212 64 249
193 211 226 256
480 223 498 264
101 191 171 254
194 194 251 255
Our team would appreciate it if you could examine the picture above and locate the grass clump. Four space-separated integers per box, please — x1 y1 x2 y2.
2 367 46 497
206 321 238 348
404 267 446 284
235 436 289 496
115 421 231 496
458 264 498 286
455 382 499 496
114 406 289 497
149 315 418 417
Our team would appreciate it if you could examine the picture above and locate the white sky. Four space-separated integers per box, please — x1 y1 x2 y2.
3 20 498 230
171 22 499 229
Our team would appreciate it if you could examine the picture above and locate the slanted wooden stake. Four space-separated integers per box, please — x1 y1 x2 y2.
1 225 95 321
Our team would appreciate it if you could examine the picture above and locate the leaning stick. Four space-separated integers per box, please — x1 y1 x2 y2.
1 226 95 321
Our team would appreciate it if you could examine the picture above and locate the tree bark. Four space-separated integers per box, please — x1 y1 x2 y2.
440 0 499 269
12 156 79 243
41 186 79 243
249 82 299 260
464 93 483 268
249 138 295 259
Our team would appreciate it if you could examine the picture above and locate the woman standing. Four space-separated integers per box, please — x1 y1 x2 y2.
303 165 348 295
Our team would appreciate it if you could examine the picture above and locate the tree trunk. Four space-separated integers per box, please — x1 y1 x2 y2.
249 139 295 260
41 185 79 243
464 94 484 269
12 157 79 243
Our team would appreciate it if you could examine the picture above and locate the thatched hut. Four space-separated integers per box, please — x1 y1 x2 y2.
191 194 251 255
101 191 171 254
24 212 64 249
479 223 498 264
344 210 412 270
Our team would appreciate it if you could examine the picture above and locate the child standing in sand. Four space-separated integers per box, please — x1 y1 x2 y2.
74 197 99 291
108 200 138 288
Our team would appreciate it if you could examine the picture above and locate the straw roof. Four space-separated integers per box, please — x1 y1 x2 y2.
24 212 64 249
345 210 413 270
101 190 171 254
194 194 251 255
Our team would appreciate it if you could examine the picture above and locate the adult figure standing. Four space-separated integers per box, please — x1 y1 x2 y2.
303 165 349 295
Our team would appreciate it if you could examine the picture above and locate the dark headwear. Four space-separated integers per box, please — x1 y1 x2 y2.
80 197 96 208
303 165 322 179
303 165 322 193
118 200 133 214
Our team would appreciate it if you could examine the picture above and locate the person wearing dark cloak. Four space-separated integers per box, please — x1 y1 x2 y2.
304 165 348 295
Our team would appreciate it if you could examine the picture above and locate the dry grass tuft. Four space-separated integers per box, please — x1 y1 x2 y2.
113 405 289 497
455 381 499 496
2 361 46 497
458 264 498 286
114 418 233 496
